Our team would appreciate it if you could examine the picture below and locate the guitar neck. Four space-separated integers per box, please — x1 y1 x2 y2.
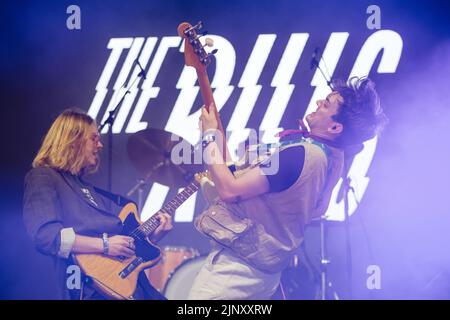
197 69 230 162
136 181 200 237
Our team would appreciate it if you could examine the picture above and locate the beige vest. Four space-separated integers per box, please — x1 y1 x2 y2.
221 140 344 272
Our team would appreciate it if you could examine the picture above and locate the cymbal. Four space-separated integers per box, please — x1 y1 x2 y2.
127 128 203 188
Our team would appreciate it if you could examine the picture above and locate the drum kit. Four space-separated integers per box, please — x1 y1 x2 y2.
144 246 205 299
125 127 338 300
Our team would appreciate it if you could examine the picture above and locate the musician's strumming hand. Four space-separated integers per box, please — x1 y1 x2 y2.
199 103 218 133
108 235 135 258
150 212 173 243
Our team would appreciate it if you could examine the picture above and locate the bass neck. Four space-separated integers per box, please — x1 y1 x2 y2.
196 68 231 162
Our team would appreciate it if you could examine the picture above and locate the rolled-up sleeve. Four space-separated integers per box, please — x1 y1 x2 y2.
23 168 66 257
58 227 76 258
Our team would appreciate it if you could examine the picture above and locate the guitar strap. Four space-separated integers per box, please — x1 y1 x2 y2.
93 186 136 208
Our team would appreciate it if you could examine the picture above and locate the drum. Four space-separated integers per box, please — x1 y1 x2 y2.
145 246 199 292
163 255 207 300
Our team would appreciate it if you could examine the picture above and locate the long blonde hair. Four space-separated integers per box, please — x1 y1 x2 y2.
32 109 98 175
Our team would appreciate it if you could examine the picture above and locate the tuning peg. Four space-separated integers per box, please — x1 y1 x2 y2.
203 38 214 48
194 31 208 41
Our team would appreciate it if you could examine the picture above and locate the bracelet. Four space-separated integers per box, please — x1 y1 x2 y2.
102 233 109 255
202 139 214 149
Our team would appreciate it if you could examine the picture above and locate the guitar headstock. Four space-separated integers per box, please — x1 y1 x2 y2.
177 21 217 72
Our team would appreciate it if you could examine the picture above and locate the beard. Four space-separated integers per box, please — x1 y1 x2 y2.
83 153 100 174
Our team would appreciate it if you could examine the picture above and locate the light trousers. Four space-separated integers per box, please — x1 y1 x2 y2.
188 247 281 300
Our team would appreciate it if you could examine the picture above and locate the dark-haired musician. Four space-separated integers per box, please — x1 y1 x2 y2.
189 77 387 299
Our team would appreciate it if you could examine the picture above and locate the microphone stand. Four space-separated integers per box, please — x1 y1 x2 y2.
342 174 353 300
311 49 353 299
98 60 146 196
127 161 164 210
310 47 333 90
319 215 340 300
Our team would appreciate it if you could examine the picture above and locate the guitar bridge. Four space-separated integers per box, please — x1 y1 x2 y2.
119 257 144 279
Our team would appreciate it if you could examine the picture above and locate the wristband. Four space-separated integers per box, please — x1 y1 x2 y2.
202 131 216 148
102 233 109 255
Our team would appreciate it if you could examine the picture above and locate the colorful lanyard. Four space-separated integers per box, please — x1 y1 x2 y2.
252 137 331 162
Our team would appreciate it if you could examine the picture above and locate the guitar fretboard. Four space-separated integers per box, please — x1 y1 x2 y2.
134 181 200 238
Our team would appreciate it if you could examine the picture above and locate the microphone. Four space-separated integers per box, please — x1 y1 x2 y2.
134 59 147 79
310 47 320 70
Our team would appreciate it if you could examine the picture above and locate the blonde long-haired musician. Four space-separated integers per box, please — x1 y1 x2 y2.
23 108 172 299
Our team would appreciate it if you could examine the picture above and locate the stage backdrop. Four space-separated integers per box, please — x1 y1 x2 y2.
2 0 450 299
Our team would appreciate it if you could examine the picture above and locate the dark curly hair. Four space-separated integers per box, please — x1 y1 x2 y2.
331 77 388 147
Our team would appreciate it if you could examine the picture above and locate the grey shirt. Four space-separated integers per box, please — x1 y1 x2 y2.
23 167 123 299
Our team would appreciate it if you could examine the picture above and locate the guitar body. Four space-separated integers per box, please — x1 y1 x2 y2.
73 203 161 300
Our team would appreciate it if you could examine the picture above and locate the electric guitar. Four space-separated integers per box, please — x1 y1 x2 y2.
73 172 208 300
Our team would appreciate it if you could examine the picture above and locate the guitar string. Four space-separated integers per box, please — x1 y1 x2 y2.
127 186 196 239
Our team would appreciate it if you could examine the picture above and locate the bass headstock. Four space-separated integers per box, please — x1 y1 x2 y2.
177 21 217 72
